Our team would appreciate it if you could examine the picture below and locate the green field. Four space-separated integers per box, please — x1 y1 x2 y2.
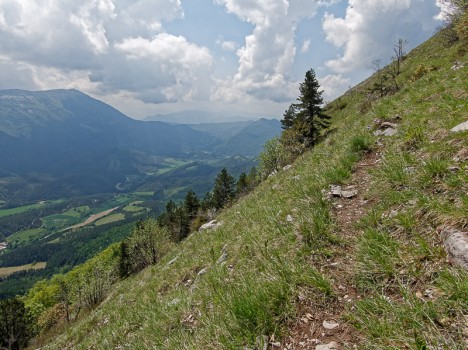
0 199 64 217
41 213 83 230
123 201 145 212
7 227 46 244
133 191 154 196
0 262 46 277
0 202 45 217
95 213 125 226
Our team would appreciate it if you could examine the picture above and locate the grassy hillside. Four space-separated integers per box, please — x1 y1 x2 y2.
32 29 467 349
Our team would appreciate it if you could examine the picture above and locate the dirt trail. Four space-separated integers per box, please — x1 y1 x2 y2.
281 151 381 350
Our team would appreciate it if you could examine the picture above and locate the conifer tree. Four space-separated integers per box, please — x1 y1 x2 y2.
236 172 249 196
184 190 200 220
281 68 330 148
212 168 235 210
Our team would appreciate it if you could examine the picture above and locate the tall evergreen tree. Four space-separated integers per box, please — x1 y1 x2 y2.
281 68 330 148
212 168 235 210
236 172 249 196
184 190 200 220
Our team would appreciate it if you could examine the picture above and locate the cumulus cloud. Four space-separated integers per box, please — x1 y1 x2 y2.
0 0 213 104
322 0 442 73
319 74 350 101
213 0 323 103
301 39 311 53
221 40 238 51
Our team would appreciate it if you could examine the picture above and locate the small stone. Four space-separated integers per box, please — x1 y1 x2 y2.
323 320 340 330
437 317 450 327
404 166 416 174
440 226 468 270
374 127 397 136
283 164 292 171
450 121 468 132
330 185 342 196
286 214 294 223
341 189 358 198
451 61 464 70
316 341 339 350
197 268 207 276
270 342 281 348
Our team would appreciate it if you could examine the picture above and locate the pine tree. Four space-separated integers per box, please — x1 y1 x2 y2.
184 190 200 220
118 240 132 278
247 167 260 190
281 68 330 148
212 168 235 210
236 172 249 196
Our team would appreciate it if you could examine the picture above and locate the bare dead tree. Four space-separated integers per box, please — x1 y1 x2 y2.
392 39 408 76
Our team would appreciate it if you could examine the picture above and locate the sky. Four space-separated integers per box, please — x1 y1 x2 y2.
0 0 449 120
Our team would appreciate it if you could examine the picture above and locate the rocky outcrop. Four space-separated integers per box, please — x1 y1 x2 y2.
198 220 222 232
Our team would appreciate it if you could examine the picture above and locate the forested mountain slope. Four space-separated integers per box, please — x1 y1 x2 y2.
26 27 468 349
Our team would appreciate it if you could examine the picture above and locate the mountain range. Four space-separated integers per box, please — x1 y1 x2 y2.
0 89 281 201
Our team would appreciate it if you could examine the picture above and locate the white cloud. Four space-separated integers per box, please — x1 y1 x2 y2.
0 0 215 104
301 39 311 53
319 74 350 101
322 0 442 73
213 0 322 103
221 40 237 51
113 34 213 102
434 0 454 21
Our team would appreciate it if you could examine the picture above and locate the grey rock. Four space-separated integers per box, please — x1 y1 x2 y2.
283 164 292 171
286 214 294 223
404 166 416 174
440 226 468 270
197 268 207 276
330 185 343 197
329 185 357 198
199 220 222 232
255 335 269 350
316 342 339 350
374 127 397 136
450 121 468 132
451 61 464 70
341 189 358 198
217 244 228 264
323 320 340 330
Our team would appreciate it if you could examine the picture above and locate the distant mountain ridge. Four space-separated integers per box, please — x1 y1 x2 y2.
0 89 281 201
144 110 261 124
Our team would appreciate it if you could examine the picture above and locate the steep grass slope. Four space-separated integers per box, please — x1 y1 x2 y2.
39 30 467 349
